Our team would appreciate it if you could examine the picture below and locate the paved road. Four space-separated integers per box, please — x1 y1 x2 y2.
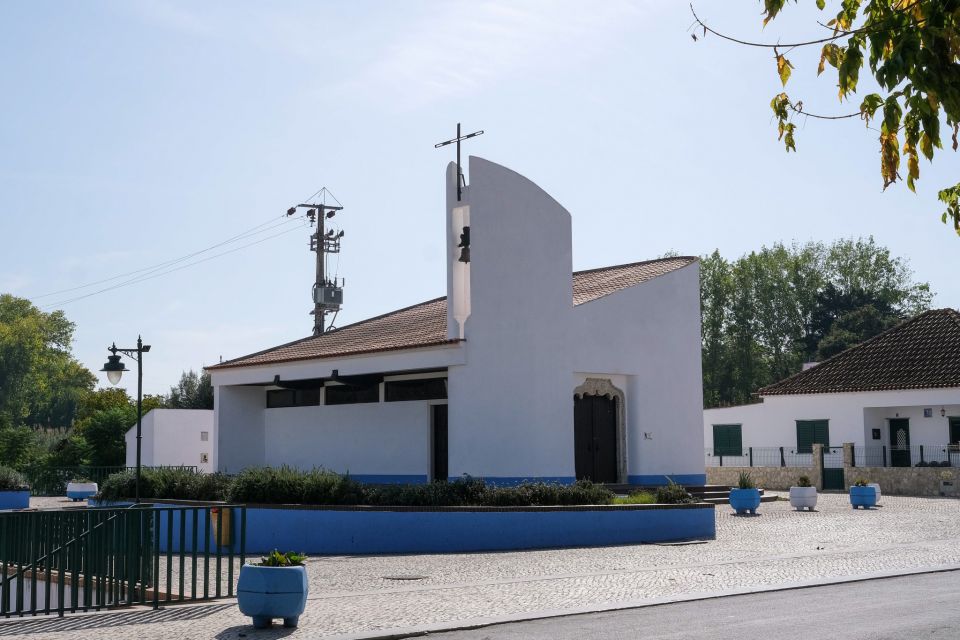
3 494 959 639
425 570 960 640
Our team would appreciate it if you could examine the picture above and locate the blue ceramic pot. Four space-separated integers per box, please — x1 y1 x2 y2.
849 485 877 509
0 490 30 510
729 488 761 514
237 564 308 629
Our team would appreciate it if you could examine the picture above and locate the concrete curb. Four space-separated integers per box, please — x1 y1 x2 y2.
324 563 960 640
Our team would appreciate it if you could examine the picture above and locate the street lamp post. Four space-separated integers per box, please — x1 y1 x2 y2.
100 336 151 504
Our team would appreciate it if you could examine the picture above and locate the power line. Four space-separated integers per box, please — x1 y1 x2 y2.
41 220 309 309
29 214 299 300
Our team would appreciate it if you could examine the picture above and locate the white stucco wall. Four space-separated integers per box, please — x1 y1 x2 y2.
446 157 576 480
263 400 438 478
125 409 214 472
570 263 705 482
704 389 960 451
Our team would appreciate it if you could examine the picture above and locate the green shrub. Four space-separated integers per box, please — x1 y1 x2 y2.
796 475 812 488
258 550 307 567
0 466 28 491
655 479 697 504
853 478 869 487
99 467 618 507
736 471 755 490
98 467 231 502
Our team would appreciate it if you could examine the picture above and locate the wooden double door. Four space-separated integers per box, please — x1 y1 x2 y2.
574 394 618 483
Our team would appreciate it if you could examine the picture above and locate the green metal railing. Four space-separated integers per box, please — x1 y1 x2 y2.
0 504 245 617
21 466 198 496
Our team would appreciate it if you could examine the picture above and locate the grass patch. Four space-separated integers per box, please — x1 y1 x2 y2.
613 491 657 505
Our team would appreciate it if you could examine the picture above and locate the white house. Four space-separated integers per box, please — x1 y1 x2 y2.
704 309 960 466
125 409 215 473
207 157 705 485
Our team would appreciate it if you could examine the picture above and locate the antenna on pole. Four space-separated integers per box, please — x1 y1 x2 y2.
286 188 346 335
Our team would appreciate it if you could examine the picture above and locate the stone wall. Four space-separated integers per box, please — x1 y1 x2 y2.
843 466 959 497
706 466 815 491
705 442 959 497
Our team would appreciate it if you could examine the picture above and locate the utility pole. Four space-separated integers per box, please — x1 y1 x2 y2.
287 190 345 335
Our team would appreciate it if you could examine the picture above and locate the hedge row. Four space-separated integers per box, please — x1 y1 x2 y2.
96 466 661 506
0 466 28 492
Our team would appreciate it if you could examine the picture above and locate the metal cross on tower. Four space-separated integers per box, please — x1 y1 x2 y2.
434 122 484 201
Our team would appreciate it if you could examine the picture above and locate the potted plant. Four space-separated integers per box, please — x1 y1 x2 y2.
729 471 761 515
66 477 98 502
849 478 877 509
789 475 817 511
0 466 30 510
237 550 309 629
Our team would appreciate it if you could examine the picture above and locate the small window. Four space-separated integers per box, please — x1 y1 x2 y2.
324 384 379 405
796 419 829 454
266 389 321 408
712 424 742 457
385 378 447 402
200 431 209 442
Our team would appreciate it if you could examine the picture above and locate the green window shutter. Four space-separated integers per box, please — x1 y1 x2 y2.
713 424 742 457
797 420 829 454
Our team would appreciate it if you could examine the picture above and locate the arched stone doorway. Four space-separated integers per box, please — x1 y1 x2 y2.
573 378 626 483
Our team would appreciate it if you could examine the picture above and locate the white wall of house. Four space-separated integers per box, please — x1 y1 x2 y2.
125 409 215 473
704 389 960 452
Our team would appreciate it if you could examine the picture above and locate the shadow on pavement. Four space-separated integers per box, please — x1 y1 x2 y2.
215 624 299 639
0 603 234 636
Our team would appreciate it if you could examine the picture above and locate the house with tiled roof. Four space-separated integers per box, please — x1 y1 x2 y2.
703 308 960 468
208 157 705 485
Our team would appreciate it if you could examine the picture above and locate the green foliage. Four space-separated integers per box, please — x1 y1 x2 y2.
655 479 698 504
0 465 28 491
797 475 812 487
258 550 307 567
74 406 136 467
167 369 214 410
752 0 960 234
737 471 756 490
700 238 931 407
102 467 617 507
0 295 95 430
613 491 657 505
854 478 869 487
98 467 232 502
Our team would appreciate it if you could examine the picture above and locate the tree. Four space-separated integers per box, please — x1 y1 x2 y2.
0 295 95 429
75 406 136 467
692 1 960 234
167 369 214 410
699 237 931 407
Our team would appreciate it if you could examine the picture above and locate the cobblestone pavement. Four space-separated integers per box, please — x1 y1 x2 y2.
2 494 959 639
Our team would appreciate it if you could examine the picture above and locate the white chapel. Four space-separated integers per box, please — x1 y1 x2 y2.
208 157 706 486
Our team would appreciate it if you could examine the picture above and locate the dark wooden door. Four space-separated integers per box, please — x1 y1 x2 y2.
432 405 448 482
950 417 960 445
574 394 618 483
889 418 911 467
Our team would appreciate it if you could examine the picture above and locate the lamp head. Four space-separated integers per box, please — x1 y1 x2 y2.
100 353 128 386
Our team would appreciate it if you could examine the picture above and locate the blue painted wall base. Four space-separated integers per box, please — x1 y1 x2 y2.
241 505 715 554
0 490 30 510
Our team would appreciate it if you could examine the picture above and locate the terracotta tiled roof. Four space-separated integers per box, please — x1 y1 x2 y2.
760 308 960 396
572 256 697 305
209 257 696 369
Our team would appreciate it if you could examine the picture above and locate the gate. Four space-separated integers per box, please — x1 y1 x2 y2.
821 446 845 490
0 504 245 618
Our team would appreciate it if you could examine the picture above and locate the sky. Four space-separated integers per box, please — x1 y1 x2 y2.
1 1 957 396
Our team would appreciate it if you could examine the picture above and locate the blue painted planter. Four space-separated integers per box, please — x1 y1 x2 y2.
849 485 877 509
0 490 30 510
729 488 761 515
237 564 308 629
